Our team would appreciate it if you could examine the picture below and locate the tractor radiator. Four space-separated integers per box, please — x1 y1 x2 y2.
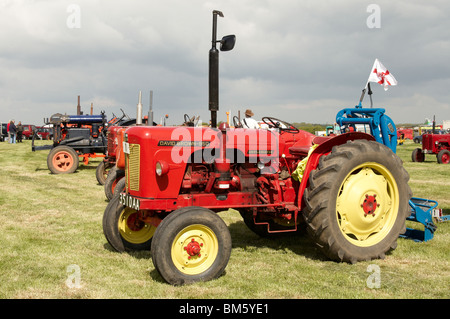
127 144 140 191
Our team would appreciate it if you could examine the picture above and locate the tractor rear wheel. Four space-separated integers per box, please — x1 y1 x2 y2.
411 148 425 162
47 146 79 174
437 149 450 164
303 139 411 263
102 195 155 252
151 207 231 285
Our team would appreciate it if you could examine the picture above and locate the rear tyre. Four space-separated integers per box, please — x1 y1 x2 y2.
151 207 232 285
303 140 411 263
437 149 450 164
102 195 155 252
411 148 425 162
47 146 79 174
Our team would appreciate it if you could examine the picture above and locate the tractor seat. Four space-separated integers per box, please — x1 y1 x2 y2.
288 136 331 157
288 145 310 157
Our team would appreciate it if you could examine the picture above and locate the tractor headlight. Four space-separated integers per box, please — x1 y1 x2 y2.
155 160 169 176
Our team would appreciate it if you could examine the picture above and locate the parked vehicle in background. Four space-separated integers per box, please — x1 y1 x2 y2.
22 124 36 140
413 134 423 144
35 126 52 140
397 128 413 140
0 123 7 141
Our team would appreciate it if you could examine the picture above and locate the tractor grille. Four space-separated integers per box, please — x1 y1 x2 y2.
127 144 140 191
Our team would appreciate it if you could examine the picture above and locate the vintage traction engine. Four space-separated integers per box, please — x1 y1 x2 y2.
102 10 412 285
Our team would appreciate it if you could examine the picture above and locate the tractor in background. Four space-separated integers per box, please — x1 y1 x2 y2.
101 90 199 199
32 97 111 174
103 113 201 200
101 10 416 286
412 133 450 164
96 109 138 185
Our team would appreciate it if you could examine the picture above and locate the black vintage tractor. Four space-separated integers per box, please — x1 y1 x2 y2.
32 112 109 174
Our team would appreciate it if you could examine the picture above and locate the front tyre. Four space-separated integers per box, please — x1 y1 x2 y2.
104 166 125 200
96 160 112 185
437 149 450 164
304 140 411 263
102 195 155 252
47 146 79 174
151 207 232 285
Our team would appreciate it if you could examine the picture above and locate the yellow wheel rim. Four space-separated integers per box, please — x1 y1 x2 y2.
118 208 156 244
336 162 400 247
171 225 219 275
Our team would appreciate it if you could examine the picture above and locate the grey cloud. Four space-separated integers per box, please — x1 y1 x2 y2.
0 0 449 126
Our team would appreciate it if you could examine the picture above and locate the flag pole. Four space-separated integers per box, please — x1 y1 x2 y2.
367 82 373 108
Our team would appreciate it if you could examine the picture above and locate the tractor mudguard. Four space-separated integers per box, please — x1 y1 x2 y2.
296 132 375 210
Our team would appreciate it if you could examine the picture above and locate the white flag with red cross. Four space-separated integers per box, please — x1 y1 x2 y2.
366 59 397 91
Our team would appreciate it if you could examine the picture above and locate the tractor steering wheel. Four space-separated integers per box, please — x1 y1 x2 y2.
183 114 195 126
233 116 243 128
261 117 299 133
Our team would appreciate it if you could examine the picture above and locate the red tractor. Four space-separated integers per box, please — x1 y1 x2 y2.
102 10 412 285
101 97 199 200
412 133 450 164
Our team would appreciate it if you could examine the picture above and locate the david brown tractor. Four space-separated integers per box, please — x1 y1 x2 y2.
102 10 412 285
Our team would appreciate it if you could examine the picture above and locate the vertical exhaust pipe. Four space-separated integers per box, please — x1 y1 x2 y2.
148 90 154 126
208 10 235 128
77 95 81 115
136 91 143 125
208 10 223 128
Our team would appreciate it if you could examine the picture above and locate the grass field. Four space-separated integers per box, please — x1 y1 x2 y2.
0 139 449 299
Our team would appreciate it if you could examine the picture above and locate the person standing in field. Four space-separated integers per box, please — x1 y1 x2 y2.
7 120 10 143
9 120 16 144
16 121 23 143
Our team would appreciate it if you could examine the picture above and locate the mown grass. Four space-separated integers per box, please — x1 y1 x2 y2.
0 139 449 299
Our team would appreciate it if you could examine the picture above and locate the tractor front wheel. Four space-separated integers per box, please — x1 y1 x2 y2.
303 139 411 263
151 207 232 285
104 166 125 200
96 160 112 185
102 195 155 252
47 146 79 174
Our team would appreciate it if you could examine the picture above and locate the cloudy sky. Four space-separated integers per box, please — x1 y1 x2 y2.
1 0 449 126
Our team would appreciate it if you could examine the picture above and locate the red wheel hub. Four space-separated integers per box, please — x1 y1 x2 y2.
184 238 203 258
361 194 379 216
126 212 145 231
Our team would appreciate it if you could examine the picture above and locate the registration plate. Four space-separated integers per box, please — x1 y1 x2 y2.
119 193 140 210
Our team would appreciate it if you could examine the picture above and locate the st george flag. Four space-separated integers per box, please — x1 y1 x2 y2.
366 58 397 91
